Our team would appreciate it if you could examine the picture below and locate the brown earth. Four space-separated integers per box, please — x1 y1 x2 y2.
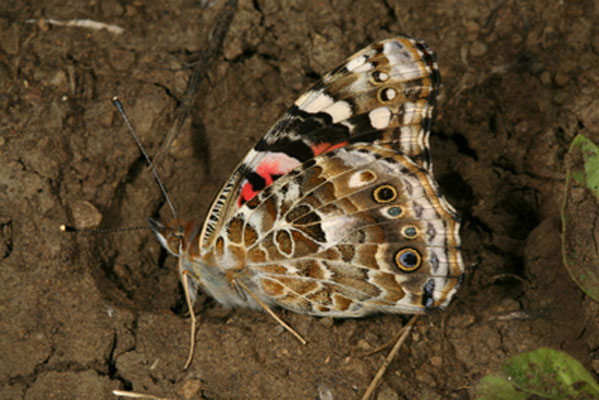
1 1 599 399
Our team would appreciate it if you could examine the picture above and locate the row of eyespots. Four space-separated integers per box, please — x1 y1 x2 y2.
371 183 423 273
372 185 419 237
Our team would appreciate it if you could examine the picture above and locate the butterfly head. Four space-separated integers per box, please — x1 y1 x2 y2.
148 217 201 258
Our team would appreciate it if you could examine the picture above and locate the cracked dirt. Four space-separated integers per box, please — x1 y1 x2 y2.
1 0 599 399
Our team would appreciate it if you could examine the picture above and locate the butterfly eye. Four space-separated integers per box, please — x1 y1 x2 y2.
373 184 398 203
167 234 181 254
394 248 422 272
401 225 419 239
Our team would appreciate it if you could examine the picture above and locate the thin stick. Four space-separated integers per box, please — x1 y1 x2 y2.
181 271 197 370
112 389 169 399
154 0 239 164
364 328 405 357
25 18 124 34
360 315 419 400
235 279 306 345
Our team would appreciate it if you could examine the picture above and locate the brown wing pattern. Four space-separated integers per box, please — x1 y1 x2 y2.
203 144 463 317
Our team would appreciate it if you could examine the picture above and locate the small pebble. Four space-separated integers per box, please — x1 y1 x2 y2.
470 40 488 57
49 70 67 88
463 19 480 33
178 378 203 399
377 385 399 400
554 72 569 86
356 339 372 351
71 200 102 229
319 317 334 328
540 71 552 86
430 355 443 368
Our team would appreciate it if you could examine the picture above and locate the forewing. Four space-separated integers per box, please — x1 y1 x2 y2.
199 37 440 249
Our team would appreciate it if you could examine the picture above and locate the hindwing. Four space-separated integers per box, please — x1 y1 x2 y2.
203 144 463 316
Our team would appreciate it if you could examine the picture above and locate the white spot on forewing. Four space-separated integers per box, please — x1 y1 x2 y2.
384 88 397 100
346 55 368 71
322 100 352 123
376 72 389 82
368 107 392 129
353 62 375 73
296 90 334 113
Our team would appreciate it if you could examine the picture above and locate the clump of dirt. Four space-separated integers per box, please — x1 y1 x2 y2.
1 1 598 399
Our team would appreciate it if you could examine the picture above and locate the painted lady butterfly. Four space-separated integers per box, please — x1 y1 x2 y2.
149 36 464 366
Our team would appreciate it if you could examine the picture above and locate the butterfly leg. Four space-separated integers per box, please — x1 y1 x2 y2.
234 279 307 345
360 315 419 400
181 270 197 370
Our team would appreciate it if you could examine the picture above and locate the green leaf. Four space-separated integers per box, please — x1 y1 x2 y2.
562 134 599 301
476 348 599 399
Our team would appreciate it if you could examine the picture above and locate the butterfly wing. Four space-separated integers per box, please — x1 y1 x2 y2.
208 143 463 316
199 36 440 250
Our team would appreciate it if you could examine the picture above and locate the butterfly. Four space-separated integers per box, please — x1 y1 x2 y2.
148 36 464 367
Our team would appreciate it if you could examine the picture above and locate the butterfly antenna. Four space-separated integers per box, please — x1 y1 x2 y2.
112 97 178 220
59 224 150 233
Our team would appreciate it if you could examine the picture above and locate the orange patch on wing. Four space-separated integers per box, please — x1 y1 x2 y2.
311 142 330 156
278 277 318 295
311 141 348 156
244 224 258 246
333 294 353 311
215 236 225 256
261 278 285 297
227 216 244 243
297 259 326 280
248 247 267 262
